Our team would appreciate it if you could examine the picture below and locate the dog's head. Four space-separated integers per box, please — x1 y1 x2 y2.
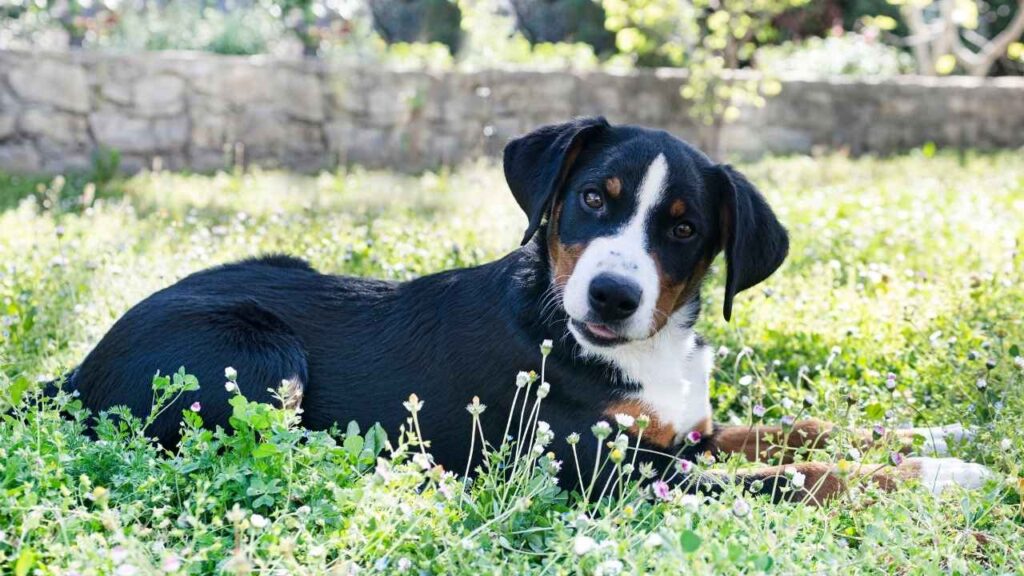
504 117 788 348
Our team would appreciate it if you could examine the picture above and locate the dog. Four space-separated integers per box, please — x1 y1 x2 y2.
55 117 990 504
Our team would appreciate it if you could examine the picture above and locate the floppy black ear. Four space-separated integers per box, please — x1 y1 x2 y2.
503 116 609 245
707 164 789 321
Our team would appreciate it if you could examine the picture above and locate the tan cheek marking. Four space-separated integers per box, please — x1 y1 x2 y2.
603 400 678 449
649 255 710 332
606 177 621 199
670 199 686 217
547 200 585 288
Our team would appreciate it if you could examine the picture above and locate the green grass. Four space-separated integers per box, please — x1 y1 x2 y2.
1 153 1023 574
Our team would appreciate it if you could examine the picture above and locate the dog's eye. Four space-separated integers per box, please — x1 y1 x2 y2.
671 223 695 240
581 190 605 211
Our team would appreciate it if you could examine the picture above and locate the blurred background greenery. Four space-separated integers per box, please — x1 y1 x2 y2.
1 0 1021 77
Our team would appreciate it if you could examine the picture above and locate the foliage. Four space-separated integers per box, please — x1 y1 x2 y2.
1 153 1024 572
756 29 915 77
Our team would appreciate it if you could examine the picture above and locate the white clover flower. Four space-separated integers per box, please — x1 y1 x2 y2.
573 535 598 556
224 366 237 380
596 559 624 576
396 557 412 572
249 514 269 529
515 371 531 389
537 381 551 399
738 375 753 386
791 471 806 489
225 381 237 393
540 339 554 355
732 497 751 517
591 421 612 439
614 413 635 429
1000 438 1012 451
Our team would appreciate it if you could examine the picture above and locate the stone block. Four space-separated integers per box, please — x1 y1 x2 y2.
9 58 90 113
135 75 186 117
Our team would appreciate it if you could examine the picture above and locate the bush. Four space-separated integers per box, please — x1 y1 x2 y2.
756 30 915 77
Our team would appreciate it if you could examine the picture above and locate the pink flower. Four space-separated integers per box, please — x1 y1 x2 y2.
189 402 201 412
652 480 670 500
685 430 702 445
677 459 694 474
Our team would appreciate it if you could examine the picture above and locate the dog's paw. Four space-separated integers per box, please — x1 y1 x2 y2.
906 423 974 456
904 457 992 494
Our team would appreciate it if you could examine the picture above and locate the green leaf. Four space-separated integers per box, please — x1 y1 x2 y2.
253 444 279 459
1010 344 1020 357
343 434 364 457
346 420 361 437
680 530 702 553
9 375 30 406
865 403 886 421
15 547 36 576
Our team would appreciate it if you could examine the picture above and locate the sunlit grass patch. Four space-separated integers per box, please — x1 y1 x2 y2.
1 152 1022 573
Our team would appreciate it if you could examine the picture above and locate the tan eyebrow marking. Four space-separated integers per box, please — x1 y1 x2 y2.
670 199 686 217
605 177 622 199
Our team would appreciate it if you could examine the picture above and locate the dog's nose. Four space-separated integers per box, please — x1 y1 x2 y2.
588 273 642 322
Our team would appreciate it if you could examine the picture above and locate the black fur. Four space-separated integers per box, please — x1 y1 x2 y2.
59 118 789 495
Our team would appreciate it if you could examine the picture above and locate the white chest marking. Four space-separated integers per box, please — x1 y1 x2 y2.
578 303 713 438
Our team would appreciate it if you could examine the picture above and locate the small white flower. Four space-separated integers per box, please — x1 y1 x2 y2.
596 559 624 576
614 413 635 429
732 497 751 517
716 346 730 358
541 339 554 355
412 452 433 470
781 398 794 410
591 421 612 439
111 547 129 563
515 371 531 388
224 366 237 380
403 393 424 414
680 494 701 512
536 381 551 399
1000 438 1012 451
249 513 269 529
791 471 806 489
976 378 988 390
115 565 138 576
738 375 754 386
396 557 412 572
643 533 664 548
1014 356 1024 370
224 382 237 393
573 535 598 556
847 448 862 461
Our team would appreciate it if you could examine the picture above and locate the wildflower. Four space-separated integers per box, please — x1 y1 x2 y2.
591 421 612 439
986 358 997 370
574 535 598 556
566 432 580 446
596 559 624 576
890 451 904 466
651 480 670 500
161 555 182 572
296 505 311 516
116 565 138 576
680 494 701 512
872 425 885 440
249 514 268 529
752 404 766 419
685 430 702 445
225 381 237 393
781 397 794 410
1014 356 1024 370
226 504 246 524
976 378 987 390
697 452 716 466
885 373 897 390
614 413 635 429
225 366 237 380
537 381 551 399
412 452 433 470
785 467 806 489
643 533 664 548
638 462 656 479
396 558 412 572
541 339 553 356
803 394 816 408
780 415 795 430
677 459 694 474
111 547 129 563
403 393 423 414
847 448 862 461
609 448 625 464
636 414 651 430
515 371 531 388
716 345 730 358
738 375 753 386
732 497 751 517
1000 438 1012 451
189 402 201 412
465 396 486 416
830 346 841 356
837 459 853 477
224 550 252 575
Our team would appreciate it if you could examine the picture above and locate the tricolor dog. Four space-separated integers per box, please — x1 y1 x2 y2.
57 117 990 503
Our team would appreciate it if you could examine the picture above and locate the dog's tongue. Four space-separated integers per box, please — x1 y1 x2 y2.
586 322 618 339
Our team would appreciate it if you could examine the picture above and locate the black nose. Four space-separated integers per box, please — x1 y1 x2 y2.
588 273 642 322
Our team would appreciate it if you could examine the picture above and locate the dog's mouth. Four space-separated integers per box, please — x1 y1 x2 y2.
571 319 629 347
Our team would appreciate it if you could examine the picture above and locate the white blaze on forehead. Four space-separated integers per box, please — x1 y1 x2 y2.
563 153 669 341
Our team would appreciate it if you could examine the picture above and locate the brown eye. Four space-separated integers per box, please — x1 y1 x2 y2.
672 223 695 239
582 190 605 211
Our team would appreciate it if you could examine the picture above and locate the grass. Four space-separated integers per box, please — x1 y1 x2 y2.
1 152 1023 574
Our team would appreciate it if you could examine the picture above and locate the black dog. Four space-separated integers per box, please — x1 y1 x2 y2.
57 117 988 503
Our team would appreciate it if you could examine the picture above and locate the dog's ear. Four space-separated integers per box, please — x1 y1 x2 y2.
504 116 609 245
706 164 789 321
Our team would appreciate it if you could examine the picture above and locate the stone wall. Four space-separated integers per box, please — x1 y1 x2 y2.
2 49 1023 174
